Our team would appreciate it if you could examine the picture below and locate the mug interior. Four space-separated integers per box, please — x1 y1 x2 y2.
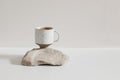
36 27 53 30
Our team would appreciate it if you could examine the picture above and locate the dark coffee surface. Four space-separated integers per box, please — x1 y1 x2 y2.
41 27 53 30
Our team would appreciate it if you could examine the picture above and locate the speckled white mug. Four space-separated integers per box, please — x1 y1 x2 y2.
35 27 59 48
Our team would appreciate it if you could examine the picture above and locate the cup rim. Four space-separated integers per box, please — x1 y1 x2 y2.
35 27 53 30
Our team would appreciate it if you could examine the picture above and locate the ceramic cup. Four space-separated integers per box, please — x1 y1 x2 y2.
35 27 59 48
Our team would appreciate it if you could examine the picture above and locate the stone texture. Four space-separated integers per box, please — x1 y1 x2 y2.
21 48 68 66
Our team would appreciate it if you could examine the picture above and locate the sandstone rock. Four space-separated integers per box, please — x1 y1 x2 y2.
21 48 68 66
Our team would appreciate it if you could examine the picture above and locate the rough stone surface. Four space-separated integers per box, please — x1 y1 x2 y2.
21 48 68 66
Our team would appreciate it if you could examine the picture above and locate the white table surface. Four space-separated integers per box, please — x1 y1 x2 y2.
0 48 120 80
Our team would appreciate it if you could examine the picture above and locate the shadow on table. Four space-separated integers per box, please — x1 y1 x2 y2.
0 54 24 65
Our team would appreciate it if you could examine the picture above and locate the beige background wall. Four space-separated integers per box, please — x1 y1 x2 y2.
0 0 120 48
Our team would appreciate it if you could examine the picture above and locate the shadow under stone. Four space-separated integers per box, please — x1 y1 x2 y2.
0 54 23 65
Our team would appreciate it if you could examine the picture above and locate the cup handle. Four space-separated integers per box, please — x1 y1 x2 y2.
54 31 59 42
